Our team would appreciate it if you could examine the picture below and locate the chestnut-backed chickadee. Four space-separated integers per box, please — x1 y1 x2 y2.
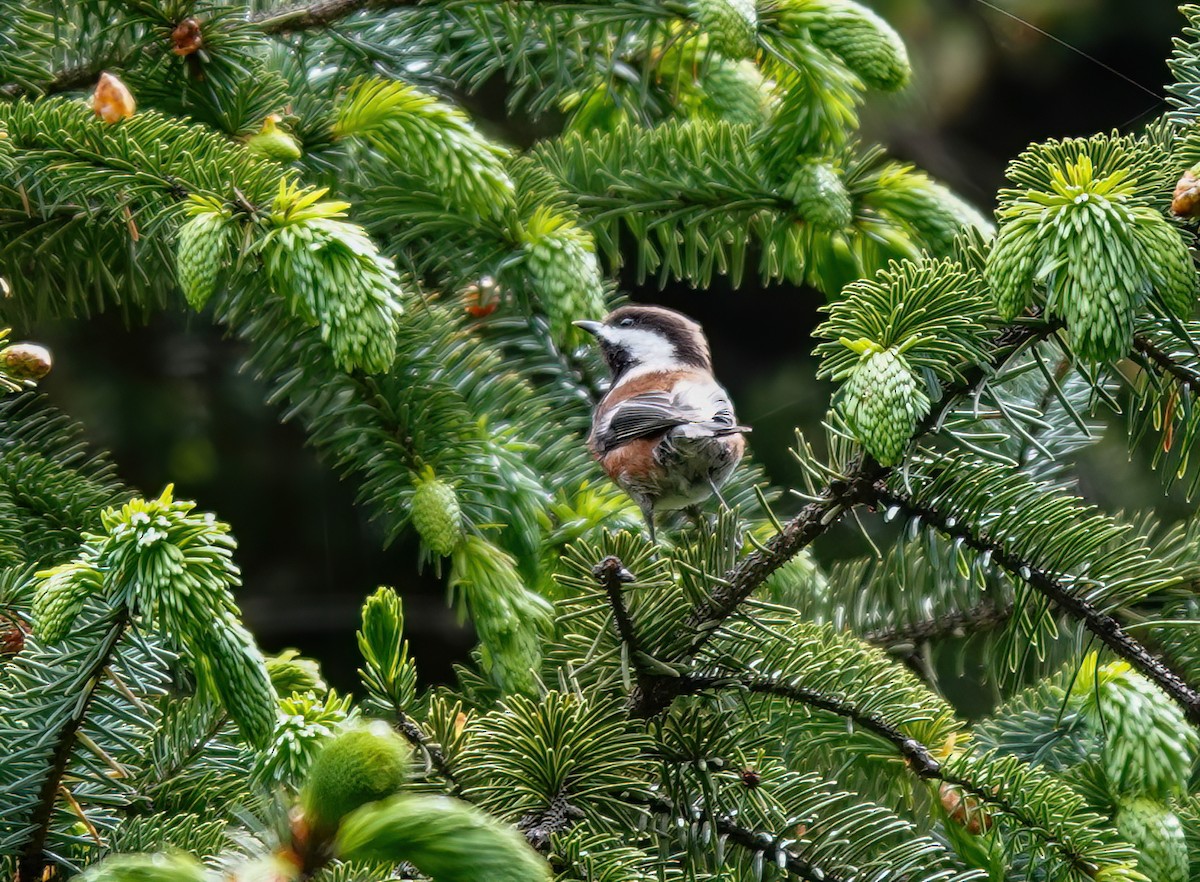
575 305 749 543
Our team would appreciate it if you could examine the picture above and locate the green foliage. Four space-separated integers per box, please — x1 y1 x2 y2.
333 77 514 220
1115 798 1189 882
357 586 419 717
1072 656 1199 801
257 181 405 374
301 721 412 837
776 0 911 92
337 793 552 882
459 691 649 827
985 134 1196 361
3 3 1200 882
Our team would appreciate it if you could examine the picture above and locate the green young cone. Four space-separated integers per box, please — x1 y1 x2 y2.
411 470 464 556
784 159 853 230
1115 797 1189 882
691 0 757 59
337 794 551 882
523 210 608 348
807 0 911 91
841 347 930 466
697 58 769 126
32 562 101 644
301 720 412 837
176 210 231 311
1138 218 1199 319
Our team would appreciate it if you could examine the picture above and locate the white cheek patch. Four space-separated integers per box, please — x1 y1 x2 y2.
599 326 679 368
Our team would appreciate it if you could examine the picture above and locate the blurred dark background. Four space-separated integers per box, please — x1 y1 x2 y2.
18 0 1197 693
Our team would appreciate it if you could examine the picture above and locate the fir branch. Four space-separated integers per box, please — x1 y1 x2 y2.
679 673 1121 879
862 598 1016 649
671 319 1055 677
874 483 1200 726
16 609 129 882
1133 331 1200 394
680 674 943 779
630 793 844 882
393 712 462 796
254 0 417 33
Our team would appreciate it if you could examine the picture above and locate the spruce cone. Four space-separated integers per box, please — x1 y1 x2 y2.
784 159 853 230
691 0 757 59
1115 797 1188 882
841 347 930 466
176 211 230 310
411 472 463 556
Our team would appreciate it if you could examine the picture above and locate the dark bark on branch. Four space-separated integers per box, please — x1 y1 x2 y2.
253 0 417 33
627 793 845 882
679 673 1096 873
875 484 1200 727
1133 332 1200 395
519 793 585 850
863 599 1016 649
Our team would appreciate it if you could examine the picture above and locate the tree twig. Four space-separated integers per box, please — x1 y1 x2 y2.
660 319 1055 693
253 0 417 34
678 673 1097 874
862 598 1016 649
875 483 1200 727
626 792 845 882
1133 331 1200 395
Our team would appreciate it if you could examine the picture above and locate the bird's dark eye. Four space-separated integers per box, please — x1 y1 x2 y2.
618 317 635 328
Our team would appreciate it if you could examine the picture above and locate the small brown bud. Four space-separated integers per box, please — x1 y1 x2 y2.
92 72 136 123
1172 169 1200 218
0 614 28 656
1 343 52 382
740 767 761 788
171 18 204 56
939 782 993 834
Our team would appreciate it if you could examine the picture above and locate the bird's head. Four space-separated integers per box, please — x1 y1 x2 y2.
574 305 712 381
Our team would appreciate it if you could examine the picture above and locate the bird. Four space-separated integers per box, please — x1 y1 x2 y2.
574 305 749 544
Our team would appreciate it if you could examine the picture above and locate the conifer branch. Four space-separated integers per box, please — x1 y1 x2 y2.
393 713 462 796
874 484 1200 727
679 674 1101 875
681 674 943 778
517 793 585 850
16 609 129 882
253 0 418 33
1133 332 1200 394
630 793 845 882
674 320 1056 672
862 599 1016 649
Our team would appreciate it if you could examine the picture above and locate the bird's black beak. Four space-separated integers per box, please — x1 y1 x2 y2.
573 320 603 336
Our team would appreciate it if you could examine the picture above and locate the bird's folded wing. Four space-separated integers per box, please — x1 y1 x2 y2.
597 391 692 451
